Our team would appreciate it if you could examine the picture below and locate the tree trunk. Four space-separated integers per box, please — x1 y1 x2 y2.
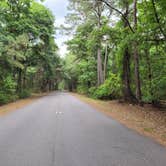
122 1 137 103
97 48 104 85
49 80 52 91
95 1 104 86
133 43 141 102
133 0 142 103
145 48 153 100
122 48 136 102
22 67 27 89
103 43 108 81
17 69 22 93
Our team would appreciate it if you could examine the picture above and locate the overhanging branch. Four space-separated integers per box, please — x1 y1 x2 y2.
99 0 135 33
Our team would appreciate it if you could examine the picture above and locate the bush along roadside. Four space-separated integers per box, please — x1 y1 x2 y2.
0 76 32 105
0 76 18 105
89 73 122 100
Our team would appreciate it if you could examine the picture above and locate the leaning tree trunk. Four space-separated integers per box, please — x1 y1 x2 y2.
133 0 142 103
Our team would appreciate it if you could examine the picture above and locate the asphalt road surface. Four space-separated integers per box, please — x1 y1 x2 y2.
0 92 166 166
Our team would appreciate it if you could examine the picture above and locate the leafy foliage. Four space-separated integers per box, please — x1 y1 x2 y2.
0 0 61 105
90 73 121 99
0 76 17 105
63 0 166 104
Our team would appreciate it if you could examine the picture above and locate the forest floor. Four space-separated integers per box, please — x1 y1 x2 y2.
0 92 49 116
72 93 166 147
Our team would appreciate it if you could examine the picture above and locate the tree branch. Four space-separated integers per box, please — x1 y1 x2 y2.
99 0 135 33
151 0 166 40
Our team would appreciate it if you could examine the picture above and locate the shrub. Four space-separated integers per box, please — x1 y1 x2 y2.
0 76 16 94
19 89 31 99
58 80 65 90
77 85 89 94
88 87 97 97
90 73 122 99
0 93 10 105
0 92 18 105
0 76 17 105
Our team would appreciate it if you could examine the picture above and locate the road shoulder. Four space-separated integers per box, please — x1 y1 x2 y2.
0 93 49 116
72 93 166 147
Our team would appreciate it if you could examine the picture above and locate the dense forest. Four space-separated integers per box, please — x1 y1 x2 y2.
0 0 166 106
0 0 62 104
62 0 166 105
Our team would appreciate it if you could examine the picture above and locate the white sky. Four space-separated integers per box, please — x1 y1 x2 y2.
41 0 69 57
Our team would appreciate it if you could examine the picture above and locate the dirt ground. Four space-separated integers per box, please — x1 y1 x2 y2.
0 93 48 116
72 93 166 147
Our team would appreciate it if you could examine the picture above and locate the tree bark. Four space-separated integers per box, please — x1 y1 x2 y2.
97 48 104 85
103 43 108 81
95 0 104 86
122 48 136 102
145 47 153 100
17 68 22 93
22 67 27 89
133 0 142 103
122 1 137 103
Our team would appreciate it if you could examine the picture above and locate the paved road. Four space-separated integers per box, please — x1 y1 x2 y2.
0 92 166 166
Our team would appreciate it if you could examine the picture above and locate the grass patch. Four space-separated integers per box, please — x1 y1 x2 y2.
143 128 154 133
